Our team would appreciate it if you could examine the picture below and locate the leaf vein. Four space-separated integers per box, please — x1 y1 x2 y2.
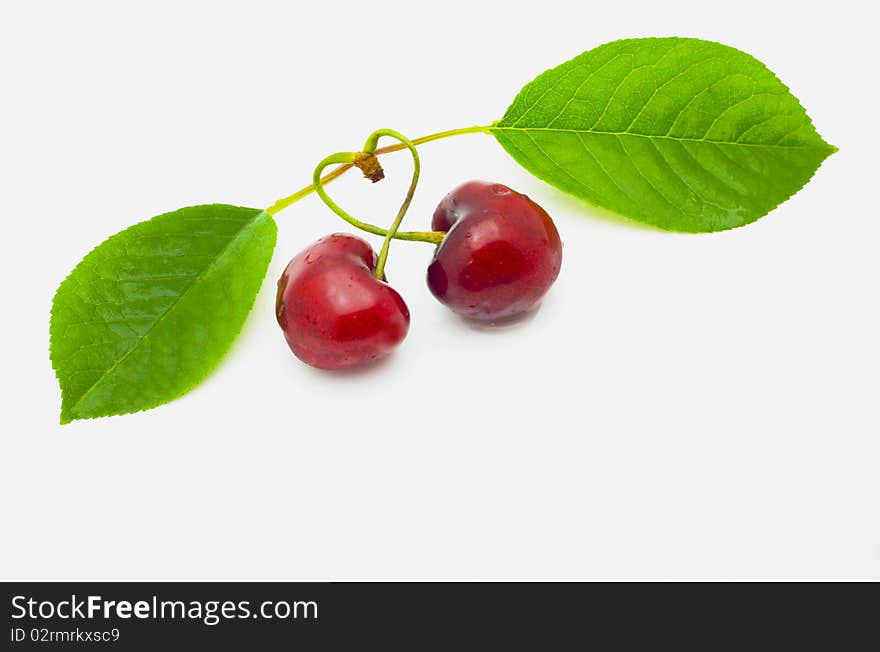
491 126 831 151
64 214 261 416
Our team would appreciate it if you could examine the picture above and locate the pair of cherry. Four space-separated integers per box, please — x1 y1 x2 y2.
275 131 562 370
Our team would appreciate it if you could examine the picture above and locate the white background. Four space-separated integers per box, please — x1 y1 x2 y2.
1 0 877 580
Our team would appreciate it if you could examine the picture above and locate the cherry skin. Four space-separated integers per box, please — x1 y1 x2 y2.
427 180 562 321
276 233 410 370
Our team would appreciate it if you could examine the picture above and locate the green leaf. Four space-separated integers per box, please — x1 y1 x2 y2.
50 204 277 424
492 37 836 232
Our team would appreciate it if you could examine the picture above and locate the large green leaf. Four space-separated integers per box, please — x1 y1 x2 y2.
492 37 836 232
50 204 277 423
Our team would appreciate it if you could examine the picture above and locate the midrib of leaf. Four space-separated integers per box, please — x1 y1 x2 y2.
490 125 837 153
63 211 264 419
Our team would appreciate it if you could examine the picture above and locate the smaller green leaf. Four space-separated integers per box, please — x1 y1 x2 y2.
50 204 277 424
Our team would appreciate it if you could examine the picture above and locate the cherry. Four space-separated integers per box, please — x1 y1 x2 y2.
426 180 562 321
275 233 410 370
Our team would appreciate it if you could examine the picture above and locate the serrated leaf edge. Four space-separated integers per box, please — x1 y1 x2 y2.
491 37 837 232
50 205 277 424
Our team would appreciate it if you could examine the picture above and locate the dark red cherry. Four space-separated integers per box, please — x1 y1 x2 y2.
276 233 410 370
427 180 562 320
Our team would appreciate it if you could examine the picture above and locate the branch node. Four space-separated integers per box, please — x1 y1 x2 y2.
354 153 385 183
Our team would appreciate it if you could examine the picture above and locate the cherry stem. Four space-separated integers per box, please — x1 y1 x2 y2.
366 130 420 279
310 138 442 248
265 124 491 220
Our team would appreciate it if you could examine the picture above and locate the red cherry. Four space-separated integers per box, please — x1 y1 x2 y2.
427 181 562 320
276 233 410 370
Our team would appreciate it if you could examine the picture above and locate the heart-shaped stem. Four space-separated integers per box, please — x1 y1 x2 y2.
311 134 445 257
266 124 491 217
